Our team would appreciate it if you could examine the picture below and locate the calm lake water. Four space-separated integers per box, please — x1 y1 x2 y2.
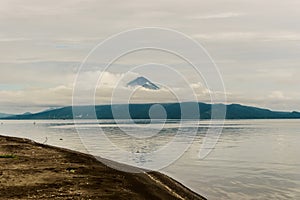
0 119 299 199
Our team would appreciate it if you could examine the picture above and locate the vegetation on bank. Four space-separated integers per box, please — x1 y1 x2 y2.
0 154 17 158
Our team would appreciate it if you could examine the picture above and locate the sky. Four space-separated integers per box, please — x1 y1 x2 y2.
0 0 299 114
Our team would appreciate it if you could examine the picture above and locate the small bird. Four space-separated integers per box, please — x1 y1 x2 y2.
43 137 48 144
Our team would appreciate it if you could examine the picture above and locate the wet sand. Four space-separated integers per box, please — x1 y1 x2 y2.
0 135 206 200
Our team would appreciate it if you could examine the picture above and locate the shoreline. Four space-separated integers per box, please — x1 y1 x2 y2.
0 134 206 199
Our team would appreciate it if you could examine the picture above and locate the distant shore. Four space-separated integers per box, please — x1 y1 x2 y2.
0 135 206 200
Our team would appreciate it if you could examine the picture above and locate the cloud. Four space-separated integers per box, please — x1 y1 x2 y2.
256 68 294 80
189 12 245 19
0 67 220 113
0 62 77 85
0 0 93 16
268 91 290 100
194 32 300 41
0 86 73 111
0 37 32 42
0 0 300 113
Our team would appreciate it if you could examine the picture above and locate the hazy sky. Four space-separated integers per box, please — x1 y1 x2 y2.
0 0 299 113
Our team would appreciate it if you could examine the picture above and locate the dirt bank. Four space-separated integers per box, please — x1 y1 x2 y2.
0 135 206 200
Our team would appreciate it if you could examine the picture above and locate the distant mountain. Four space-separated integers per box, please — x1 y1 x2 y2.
127 77 160 90
0 113 12 118
22 112 32 115
2 102 300 120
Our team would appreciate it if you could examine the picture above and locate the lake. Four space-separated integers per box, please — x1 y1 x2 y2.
0 119 299 199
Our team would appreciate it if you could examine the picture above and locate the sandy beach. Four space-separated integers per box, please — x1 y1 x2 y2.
0 135 205 200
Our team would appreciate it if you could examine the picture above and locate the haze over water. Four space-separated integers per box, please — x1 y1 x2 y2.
0 119 299 199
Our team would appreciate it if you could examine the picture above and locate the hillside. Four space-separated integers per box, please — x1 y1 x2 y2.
2 102 300 120
0 113 12 118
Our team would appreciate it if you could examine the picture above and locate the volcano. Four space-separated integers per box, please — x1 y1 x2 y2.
127 76 160 90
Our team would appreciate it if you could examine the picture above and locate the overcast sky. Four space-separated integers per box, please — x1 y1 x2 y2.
0 0 299 114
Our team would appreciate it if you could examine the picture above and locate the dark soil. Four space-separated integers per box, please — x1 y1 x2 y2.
0 135 206 200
